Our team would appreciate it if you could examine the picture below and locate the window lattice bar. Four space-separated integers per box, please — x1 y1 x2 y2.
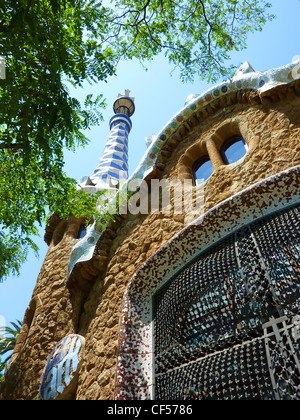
154 205 300 400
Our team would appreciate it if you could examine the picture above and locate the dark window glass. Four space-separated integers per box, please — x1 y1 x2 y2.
193 155 213 185
77 225 87 239
221 135 248 165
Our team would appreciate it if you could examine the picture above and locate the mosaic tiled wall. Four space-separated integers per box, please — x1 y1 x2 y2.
2 62 300 400
90 116 130 187
40 334 85 400
115 166 300 399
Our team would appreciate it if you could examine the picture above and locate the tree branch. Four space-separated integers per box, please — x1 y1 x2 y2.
198 0 213 54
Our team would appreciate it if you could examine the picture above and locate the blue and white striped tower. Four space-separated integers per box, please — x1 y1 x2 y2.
78 90 135 193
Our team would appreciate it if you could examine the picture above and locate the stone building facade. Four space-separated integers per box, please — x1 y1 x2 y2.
1 60 300 400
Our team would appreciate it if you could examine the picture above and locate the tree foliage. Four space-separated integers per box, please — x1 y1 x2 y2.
0 0 114 280
0 0 274 281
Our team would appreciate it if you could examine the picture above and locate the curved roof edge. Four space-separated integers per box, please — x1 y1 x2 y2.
66 60 300 277
130 59 300 185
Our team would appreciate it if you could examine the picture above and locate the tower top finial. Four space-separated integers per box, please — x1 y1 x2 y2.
113 89 135 117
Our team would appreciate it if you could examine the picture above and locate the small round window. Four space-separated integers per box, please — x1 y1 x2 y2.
221 135 248 165
193 155 214 185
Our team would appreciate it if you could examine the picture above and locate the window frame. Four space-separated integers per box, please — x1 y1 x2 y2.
220 135 248 165
192 154 214 185
114 167 300 400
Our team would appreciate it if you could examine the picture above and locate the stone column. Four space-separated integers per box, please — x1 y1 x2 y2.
206 138 224 170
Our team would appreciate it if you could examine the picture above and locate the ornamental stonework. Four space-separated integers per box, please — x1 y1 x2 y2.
1 61 300 400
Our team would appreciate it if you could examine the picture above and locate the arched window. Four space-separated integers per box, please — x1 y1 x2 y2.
193 155 213 185
221 135 248 165
154 204 300 400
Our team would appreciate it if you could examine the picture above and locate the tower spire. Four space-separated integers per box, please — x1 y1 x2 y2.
78 90 135 192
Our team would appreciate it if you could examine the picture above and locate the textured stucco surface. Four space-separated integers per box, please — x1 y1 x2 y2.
1 74 300 400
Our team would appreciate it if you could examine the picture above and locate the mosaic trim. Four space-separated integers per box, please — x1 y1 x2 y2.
115 165 300 400
130 60 300 183
154 206 300 400
40 334 85 400
78 114 131 193
67 60 300 277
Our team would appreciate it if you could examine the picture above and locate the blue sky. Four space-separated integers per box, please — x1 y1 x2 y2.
1 0 300 332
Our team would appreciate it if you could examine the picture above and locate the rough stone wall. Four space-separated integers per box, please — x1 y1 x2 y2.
1 83 300 400
75 90 300 400
75 212 185 400
0 216 84 400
